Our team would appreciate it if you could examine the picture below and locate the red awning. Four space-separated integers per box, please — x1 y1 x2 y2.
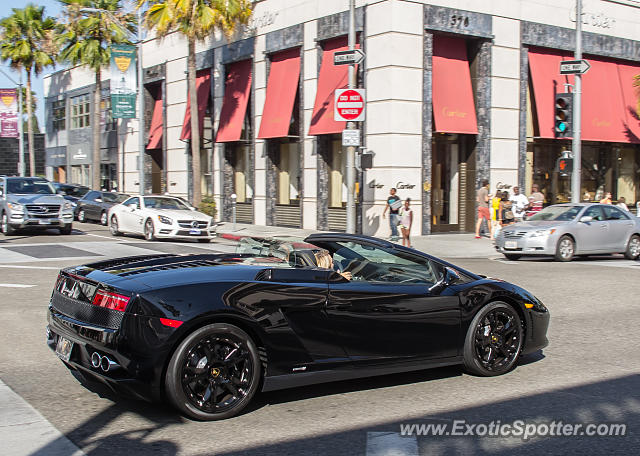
180 70 211 141
616 62 640 142
308 37 359 136
216 60 252 143
432 35 478 134
146 92 163 150
258 48 301 139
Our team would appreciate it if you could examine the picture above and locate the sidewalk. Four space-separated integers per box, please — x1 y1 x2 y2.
215 222 497 259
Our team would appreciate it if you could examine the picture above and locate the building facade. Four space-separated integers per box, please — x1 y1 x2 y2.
44 0 640 235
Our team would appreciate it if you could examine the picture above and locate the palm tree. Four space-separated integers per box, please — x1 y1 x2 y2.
140 0 252 206
0 4 56 177
57 0 135 190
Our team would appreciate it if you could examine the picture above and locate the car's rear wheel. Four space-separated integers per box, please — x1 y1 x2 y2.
59 224 72 235
144 219 156 241
165 323 261 420
1 212 16 235
625 234 640 260
100 211 108 226
463 302 523 376
555 235 575 262
110 215 121 236
77 209 86 223
503 254 521 261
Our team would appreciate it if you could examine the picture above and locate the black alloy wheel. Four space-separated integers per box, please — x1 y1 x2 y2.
463 302 523 376
555 235 575 262
144 219 156 241
1 212 15 235
625 235 640 260
165 323 261 420
77 209 86 223
100 211 108 226
110 215 121 236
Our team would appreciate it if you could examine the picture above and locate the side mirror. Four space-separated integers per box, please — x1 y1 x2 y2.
579 215 593 223
429 267 461 293
128 203 137 211
189 206 196 211
95 198 102 203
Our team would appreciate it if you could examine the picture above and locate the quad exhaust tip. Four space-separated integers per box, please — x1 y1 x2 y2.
91 352 119 372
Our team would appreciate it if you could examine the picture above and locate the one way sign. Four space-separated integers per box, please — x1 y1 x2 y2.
560 60 591 75
334 49 365 66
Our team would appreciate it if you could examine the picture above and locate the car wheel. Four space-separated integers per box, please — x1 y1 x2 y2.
77 209 86 223
463 302 523 377
197 239 211 243
59 224 72 235
503 254 521 261
110 215 121 236
144 218 156 241
1 212 16 235
100 211 108 226
165 323 261 421
555 235 575 262
625 234 640 260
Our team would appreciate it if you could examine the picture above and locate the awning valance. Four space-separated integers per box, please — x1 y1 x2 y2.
216 60 252 143
432 35 478 134
180 69 211 141
258 47 301 139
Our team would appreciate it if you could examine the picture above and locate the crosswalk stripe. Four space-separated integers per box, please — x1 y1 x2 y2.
366 432 419 456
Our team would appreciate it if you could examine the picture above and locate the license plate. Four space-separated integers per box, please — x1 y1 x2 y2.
39 219 52 225
189 228 201 235
504 241 518 250
55 337 74 362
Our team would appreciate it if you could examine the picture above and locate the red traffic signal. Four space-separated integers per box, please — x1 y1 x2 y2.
556 157 573 175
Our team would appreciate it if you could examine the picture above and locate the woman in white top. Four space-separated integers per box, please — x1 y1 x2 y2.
616 196 629 212
399 198 413 248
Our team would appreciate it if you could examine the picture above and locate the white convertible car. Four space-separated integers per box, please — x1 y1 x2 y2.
108 195 215 242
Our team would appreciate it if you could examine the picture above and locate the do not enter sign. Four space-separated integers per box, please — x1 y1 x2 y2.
334 88 365 122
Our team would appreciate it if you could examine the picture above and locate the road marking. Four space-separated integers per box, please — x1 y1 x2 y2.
366 432 419 456
85 233 124 241
0 284 36 288
0 265 60 270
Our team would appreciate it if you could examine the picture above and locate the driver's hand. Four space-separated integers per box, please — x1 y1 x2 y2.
341 271 352 281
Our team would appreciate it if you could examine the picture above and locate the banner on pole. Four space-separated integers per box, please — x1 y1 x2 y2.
0 88 19 138
110 44 137 118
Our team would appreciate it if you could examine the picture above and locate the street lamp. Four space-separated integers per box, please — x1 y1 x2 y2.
0 67 24 176
80 7 145 196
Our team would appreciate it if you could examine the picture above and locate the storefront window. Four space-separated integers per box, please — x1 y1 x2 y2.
329 138 346 208
232 143 253 203
277 142 300 205
71 165 90 187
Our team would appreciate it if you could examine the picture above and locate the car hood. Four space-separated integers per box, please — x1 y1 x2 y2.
152 208 211 221
506 220 570 231
7 194 66 205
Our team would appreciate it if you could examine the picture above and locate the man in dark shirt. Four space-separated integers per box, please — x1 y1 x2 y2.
383 187 401 241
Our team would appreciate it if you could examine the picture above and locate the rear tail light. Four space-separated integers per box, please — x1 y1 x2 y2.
92 290 131 312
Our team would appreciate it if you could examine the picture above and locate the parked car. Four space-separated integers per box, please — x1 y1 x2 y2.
0 176 74 235
76 191 130 225
46 233 549 420
495 203 640 261
52 183 90 209
108 195 215 242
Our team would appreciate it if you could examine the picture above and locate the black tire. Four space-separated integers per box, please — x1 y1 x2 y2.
144 218 156 241
110 215 121 236
625 234 640 260
77 209 86 223
197 239 211 243
165 323 261 421
59 224 72 235
100 211 108 226
555 235 575 262
503 254 521 261
463 301 523 377
1 212 16 235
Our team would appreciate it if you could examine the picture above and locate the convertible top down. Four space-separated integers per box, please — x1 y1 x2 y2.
47 233 549 420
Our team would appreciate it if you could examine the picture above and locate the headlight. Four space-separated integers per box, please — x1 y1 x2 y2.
7 202 24 212
63 202 73 210
529 228 556 237
157 215 173 225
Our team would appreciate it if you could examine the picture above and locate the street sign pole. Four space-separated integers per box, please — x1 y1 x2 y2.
346 0 356 233
571 0 582 203
17 71 24 177
137 7 145 196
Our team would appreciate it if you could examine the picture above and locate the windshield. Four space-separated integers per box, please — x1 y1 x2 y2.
528 205 582 221
143 197 191 210
103 192 130 203
7 179 55 195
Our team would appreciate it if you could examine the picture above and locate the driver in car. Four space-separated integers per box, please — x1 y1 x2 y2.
314 250 352 281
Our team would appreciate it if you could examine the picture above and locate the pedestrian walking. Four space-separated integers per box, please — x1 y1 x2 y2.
382 187 402 241
399 198 413 248
526 184 544 218
510 186 529 222
475 179 492 239
490 187 502 240
616 196 629 212
499 191 515 227
600 192 612 204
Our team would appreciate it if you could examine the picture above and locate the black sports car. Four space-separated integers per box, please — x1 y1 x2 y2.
46 233 549 420
75 191 130 225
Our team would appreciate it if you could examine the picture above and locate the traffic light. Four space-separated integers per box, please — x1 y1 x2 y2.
556 157 573 176
554 93 573 138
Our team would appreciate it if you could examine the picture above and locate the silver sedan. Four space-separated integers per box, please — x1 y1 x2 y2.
494 203 640 261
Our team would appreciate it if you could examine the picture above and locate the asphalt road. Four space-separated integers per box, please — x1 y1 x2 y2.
0 223 638 455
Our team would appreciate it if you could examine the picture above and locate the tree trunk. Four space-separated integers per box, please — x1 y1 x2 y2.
26 73 35 177
188 39 202 207
93 69 102 190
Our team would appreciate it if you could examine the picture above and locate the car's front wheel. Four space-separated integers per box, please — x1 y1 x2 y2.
463 302 523 376
625 234 640 260
110 215 121 236
100 211 108 226
165 323 261 420
555 235 575 262
77 209 86 223
59 224 72 235
503 254 521 261
1 212 16 235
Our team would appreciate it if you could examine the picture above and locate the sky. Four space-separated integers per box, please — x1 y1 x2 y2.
0 0 64 129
